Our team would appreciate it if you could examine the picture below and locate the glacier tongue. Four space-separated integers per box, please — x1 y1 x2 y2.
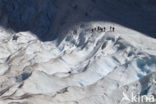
0 23 156 104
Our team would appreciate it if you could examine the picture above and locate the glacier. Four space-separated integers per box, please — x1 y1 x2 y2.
0 22 156 104
0 0 156 104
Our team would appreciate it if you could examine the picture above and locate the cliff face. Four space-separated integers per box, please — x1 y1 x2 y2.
0 0 156 42
0 0 56 40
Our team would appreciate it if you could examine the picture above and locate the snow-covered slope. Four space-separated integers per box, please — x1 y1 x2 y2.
0 21 156 104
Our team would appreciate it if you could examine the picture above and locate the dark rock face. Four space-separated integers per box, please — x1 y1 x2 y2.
0 0 56 41
0 0 156 42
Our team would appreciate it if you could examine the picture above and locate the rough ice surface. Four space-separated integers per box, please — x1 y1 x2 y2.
0 23 155 104
0 0 156 104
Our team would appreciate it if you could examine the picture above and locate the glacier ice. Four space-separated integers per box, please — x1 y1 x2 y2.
0 0 156 104
0 22 155 104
